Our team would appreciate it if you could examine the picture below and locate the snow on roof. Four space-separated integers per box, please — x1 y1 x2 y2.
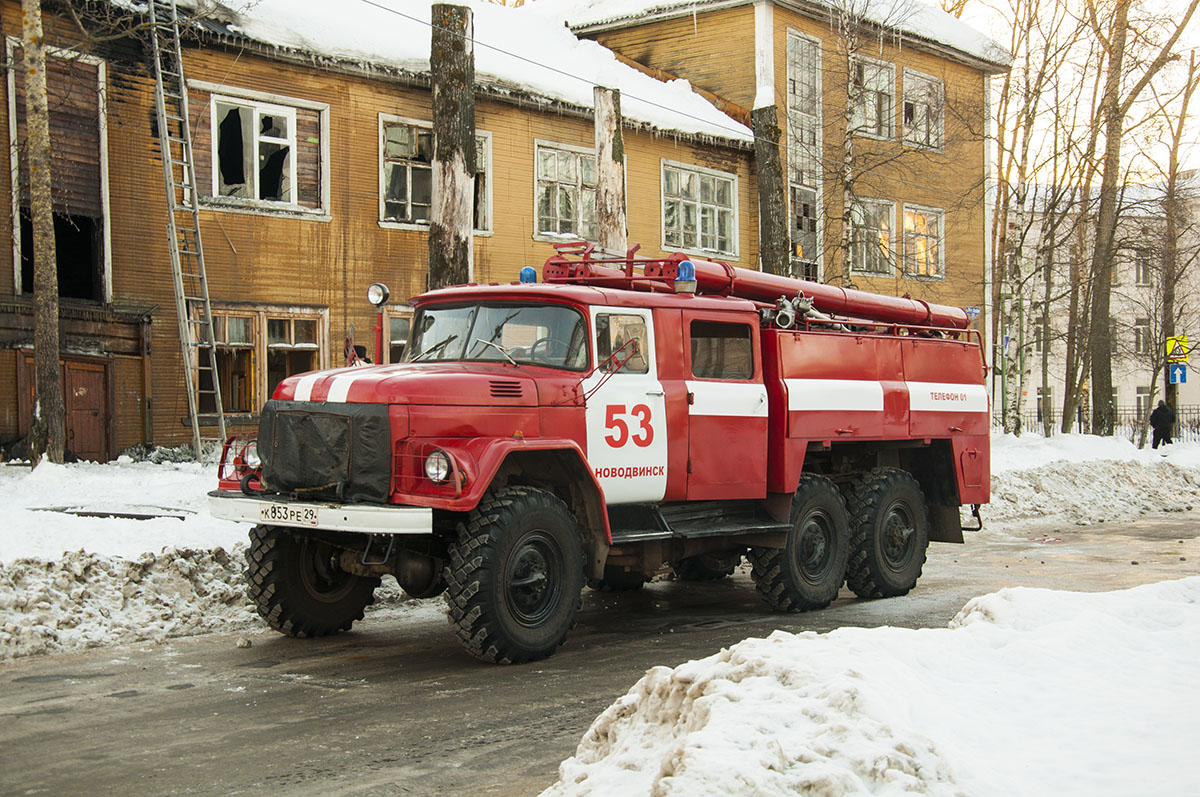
187 0 752 144
533 0 1012 70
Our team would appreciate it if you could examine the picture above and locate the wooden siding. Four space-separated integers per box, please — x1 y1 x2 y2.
591 6 758 111
2 1 755 451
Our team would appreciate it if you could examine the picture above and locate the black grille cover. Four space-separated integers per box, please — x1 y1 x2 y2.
258 400 391 503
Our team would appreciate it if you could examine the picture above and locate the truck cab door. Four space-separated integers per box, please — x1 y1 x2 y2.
683 312 767 500
580 307 669 504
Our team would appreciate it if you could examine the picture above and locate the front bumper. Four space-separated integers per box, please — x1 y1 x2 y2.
207 490 433 535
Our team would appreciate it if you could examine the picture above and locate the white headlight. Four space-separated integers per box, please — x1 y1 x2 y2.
367 282 390 307
244 441 261 469
424 449 451 483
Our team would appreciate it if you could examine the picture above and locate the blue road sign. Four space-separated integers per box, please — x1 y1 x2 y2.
1169 363 1187 384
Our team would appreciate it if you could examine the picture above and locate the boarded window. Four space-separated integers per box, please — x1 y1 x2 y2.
9 48 104 299
690 321 752 380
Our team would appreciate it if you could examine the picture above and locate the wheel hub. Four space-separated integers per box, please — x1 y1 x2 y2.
505 532 562 626
796 510 835 582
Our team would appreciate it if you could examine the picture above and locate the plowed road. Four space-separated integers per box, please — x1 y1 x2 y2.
3 514 1197 796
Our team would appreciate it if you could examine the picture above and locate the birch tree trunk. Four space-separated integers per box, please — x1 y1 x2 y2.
429 3 475 290
593 86 627 256
21 0 65 465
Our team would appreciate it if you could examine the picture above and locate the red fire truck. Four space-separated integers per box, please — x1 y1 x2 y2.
210 244 989 664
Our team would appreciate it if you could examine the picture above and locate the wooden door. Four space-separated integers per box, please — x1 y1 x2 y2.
19 354 110 461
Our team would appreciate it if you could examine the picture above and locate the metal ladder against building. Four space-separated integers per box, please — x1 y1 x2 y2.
148 0 225 457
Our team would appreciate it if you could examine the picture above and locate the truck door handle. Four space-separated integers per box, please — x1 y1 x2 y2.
835 427 854 435
645 390 665 397
949 425 963 432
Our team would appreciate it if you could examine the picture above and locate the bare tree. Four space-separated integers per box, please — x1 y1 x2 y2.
1084 0 1199 435
21 0 66 465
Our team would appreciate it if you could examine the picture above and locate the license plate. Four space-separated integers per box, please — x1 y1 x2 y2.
259 502 318 525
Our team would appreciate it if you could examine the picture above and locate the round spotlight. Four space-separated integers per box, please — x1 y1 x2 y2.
367 282 391 307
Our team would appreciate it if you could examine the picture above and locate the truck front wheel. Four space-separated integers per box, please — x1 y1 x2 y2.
445 487 585 664
244 525 380 637
749 475 849 611
844 468 929 598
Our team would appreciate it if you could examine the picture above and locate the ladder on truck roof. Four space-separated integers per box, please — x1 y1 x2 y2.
148 0 225 457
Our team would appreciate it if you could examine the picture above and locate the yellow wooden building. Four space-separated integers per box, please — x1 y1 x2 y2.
0 0 757 457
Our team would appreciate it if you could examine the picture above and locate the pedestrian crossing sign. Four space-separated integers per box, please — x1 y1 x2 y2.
1166 336 1188 363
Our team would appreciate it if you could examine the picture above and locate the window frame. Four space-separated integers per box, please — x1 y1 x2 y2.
850 55 895 140
1135 248 1153 286
378 114 492 235
901 203 945 279
786 29 823 280
531 139 598 243
902 68 944 150
660 159 740 259
849 197 895 275
1136 385 1152 417
195 303 330 417
1134 317 1151 355
686 319 755 382
192 81 330 219
383 307 415 364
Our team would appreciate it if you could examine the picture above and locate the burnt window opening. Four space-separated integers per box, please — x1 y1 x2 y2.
19 209 103 301
215 100 295 203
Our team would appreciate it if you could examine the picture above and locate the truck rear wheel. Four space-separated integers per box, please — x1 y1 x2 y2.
844 468 929 598
673 550 742 581
244 525 380 638
749 475 849 611
445 487 584 664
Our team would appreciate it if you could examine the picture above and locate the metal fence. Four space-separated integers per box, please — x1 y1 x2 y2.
998 405 1200 444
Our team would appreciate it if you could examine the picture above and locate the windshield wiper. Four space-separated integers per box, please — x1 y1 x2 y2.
412 333 459 362
473 338 519 366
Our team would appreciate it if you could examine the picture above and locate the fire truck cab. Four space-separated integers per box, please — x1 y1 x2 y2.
210 245 989 664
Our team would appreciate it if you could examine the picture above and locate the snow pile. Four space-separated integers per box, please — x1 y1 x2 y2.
544 578 1200 796
0 546 254 658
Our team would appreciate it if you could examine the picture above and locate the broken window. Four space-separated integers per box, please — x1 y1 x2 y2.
200 313 256 414
535 143 597 239
662 161 736 256
8 45 105 300
903 70 944 148
214 98 296 204
195 306 325 413
380 118 489 230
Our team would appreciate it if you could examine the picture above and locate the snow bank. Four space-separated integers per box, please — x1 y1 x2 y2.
543 578 1200 796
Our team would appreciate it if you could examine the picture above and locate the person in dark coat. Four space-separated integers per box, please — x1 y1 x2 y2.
1150 400 1175 449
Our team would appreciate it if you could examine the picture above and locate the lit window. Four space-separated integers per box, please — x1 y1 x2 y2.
662 161 737 256
535 142 596 239
903 70 943 148
902 205 944 278
850 199 894 274
851 58 893 139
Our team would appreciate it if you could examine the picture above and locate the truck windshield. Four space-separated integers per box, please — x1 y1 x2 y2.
405 303 589 370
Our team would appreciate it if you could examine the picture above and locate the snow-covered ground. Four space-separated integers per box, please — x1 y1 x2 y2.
3 434 1200 794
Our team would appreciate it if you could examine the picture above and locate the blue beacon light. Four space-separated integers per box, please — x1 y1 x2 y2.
519 266 538 284
676 259 697 293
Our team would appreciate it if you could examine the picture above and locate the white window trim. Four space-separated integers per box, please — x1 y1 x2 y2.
1134 249 1153 286
189 80 330 220
200 303 330 412
786 28 823 280
531 138 598 244
660 159 740 259
377 113 492 236
901 203 945 280
6 37 112 301
382 306 415 364
850 54 895 141
849 197 896 275
901 67 944 151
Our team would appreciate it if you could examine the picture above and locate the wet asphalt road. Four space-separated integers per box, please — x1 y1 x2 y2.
2 513 1198 797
